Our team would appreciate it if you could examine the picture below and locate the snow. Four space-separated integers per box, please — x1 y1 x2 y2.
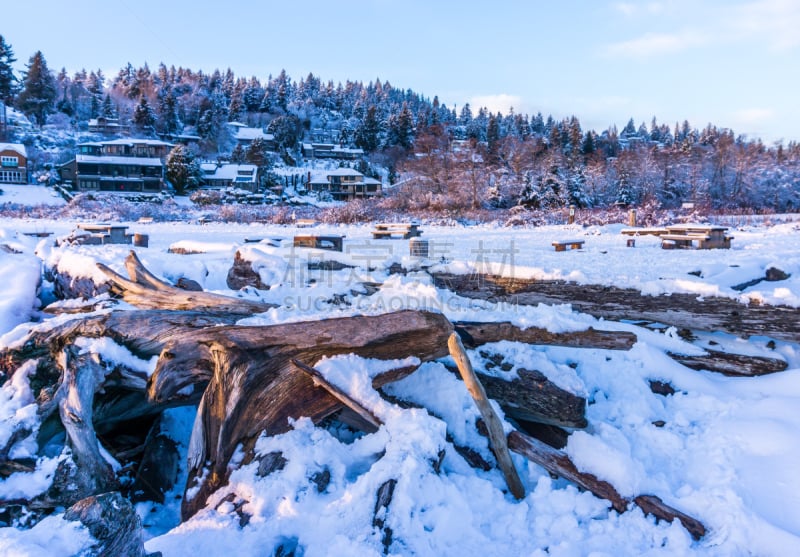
0 184 66 207
0 514 94 557
0 214 798 555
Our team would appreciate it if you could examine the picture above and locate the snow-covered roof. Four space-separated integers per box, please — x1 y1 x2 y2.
201 163 257 182
302 143 364 155
327 168 364 177
0 143 27 158
308 168 381 185
76 154 164 166
88 118 122 126
77 138 173 147
234 127 274 142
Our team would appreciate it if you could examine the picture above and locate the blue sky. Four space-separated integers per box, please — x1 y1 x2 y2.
5 0 799 143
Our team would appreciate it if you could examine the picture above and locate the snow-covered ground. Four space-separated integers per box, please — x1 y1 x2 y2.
0 211 798 556
0 184 67 207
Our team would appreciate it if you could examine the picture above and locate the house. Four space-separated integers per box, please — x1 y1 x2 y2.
200 162 259 192
0 143 28 184
58 138 173 193
302 142 364 160
88 117 129 135
307 168 381 201
229 122 275 149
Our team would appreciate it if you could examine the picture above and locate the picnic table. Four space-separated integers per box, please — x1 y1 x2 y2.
660 224 733 249
75 223 132 245
372 223 422 240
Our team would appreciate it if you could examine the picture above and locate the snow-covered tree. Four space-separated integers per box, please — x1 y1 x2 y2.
355 104 382 152
165 144 201 195
132 95 156 134
0 35 16 126
15 51 56 126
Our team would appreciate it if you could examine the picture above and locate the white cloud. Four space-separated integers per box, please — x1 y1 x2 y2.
468 94 523 115
730 0 800 51
603 30 706 58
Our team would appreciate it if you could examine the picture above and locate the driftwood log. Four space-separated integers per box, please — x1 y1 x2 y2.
1 249 717 544
506 430 706 540
668 349 788 377
175 309 453 519
97 251 276 315
454 321 637 350
434 273 800 342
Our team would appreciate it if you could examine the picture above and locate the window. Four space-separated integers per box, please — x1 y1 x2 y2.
1 156 19 167
0 170 22 183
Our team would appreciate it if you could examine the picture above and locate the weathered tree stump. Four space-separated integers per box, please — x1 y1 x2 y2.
64 492 149 557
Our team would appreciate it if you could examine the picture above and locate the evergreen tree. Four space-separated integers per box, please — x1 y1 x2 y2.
132 95 156 133
581 131 596 156
230 143 246 163
458 103 473 126
242 77 264 112
156 87 180 135
615 160 636 205
566 165 590 207
197 86 231 152
531 112 545 135
244 137 269 167
15 51 57 126
566 116 583 156
0 35 17 122
165 144 201 194
228 88 244 122
649 116 661 142
54 68 73 117
486 114 501 164
100 94 116 118
467 107 488 141
355 104 382 152
267 114 303 152
621 117 636 138
386 102 414 148
86 70 104 118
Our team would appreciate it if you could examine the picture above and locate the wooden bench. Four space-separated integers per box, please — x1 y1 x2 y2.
137 217 154 224
293 235 344 252
552 240 585 252
372 223 422 240
660 234 708 249
295 218 316 228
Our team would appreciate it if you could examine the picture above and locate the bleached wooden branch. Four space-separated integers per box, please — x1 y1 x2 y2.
448 332 525 500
